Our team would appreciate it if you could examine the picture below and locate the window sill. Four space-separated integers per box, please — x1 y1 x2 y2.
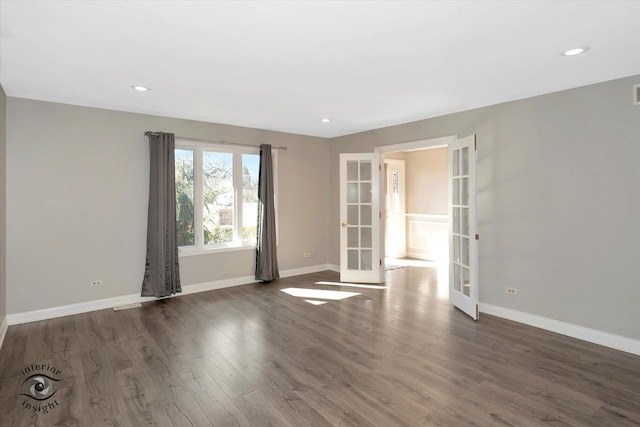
178 244 256 257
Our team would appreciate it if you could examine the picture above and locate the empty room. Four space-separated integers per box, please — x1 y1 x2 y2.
0 1 639 425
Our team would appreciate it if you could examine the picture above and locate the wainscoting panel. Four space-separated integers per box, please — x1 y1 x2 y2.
406 213 448 261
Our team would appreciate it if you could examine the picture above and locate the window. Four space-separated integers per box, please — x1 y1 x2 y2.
175 140 273 254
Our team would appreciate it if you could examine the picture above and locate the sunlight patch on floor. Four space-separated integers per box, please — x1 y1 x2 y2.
315 281 387 290
304 300 327 305
280 288 361 301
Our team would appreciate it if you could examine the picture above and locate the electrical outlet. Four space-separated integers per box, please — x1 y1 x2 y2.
91 280 102 287
304 252 311 258
506 287 517 295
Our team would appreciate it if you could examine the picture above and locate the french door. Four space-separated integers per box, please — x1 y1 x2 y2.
449 135 478 319
339 153 383 283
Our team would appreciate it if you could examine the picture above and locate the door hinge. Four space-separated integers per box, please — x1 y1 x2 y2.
474 140 477 151
379 259 382 266
379 164 382 171
475 234 479 240
379 211 382 218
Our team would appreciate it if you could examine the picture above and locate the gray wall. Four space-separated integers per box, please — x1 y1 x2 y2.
6 98 330 314
0 85 6 322
330 74 640 340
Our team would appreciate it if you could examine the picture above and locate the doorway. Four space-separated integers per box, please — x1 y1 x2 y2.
339 135 478 319
383 147 448 270
375 135 479 319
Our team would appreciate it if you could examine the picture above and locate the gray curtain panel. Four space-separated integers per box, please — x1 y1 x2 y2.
255 144 280 282
141 132 182 297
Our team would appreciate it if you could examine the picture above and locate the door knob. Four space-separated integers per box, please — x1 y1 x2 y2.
341 223 350 227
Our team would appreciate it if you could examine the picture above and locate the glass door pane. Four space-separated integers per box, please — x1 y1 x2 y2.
346 159 373 271
452 145 471 297
340 152 381 284
448 135 477 319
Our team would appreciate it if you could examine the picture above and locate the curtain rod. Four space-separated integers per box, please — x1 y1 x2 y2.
144 131 287 150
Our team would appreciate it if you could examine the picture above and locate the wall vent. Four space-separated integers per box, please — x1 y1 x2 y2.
113 303 142 311
634 84 640 106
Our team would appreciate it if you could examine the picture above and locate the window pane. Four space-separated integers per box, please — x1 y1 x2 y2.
348 227 359 248
347 161 358 181
175 148 195 247
461 177 469 206
453 178 460 205
242 153 259 242
360 205 372 226
461 147 469 176
453 207 460 234
453 149 460 176
203 151 234 245
359 160 371 181
392 171 400 212
462 267 470 296
361 250 372 270
361 227 372 248
454 237 460 263
347 205 359 226
462 207 469 236
347 183 359 203
348 250 359 270
360 183 372 203
462 237 470 266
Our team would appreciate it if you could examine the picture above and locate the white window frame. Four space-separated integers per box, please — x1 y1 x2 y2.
175 139 278 256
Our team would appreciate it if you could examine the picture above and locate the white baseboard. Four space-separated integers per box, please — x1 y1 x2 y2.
405 251 436 261
480 303 640 356
0 315 8 352
328 264 340 273
6 264 335 326
280 264 334 278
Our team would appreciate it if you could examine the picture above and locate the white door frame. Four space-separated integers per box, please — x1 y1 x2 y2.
375 135 457 266
374 135 479 315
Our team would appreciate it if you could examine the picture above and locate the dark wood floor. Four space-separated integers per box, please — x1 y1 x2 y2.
1 267 640 426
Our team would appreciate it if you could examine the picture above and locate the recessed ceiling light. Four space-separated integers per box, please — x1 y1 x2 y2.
320 118 331 123
131 85 150 92
562 47 590 56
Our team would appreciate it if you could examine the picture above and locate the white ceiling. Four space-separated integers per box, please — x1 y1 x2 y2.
1 1 639 138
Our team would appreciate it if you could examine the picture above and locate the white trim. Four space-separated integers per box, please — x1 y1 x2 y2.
407 216 448 261
480 303 640 356
8 294 156 326
328 264 340 272
6 264 334 326
405 251 434 261
405 213 448 222
280 264 334 278
178 244 255 257
0 316 8 352
375 135 456 153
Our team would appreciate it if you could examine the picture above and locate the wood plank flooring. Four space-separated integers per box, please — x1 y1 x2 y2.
1 267 640 426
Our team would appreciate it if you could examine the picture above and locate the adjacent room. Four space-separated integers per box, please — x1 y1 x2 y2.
0 1 639 425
